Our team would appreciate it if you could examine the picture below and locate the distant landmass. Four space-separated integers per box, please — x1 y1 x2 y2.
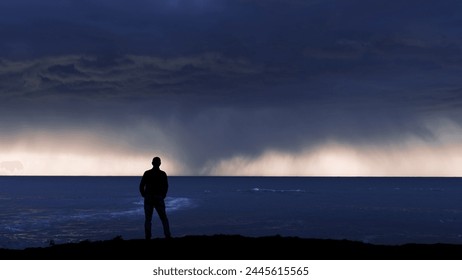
1 234 461 260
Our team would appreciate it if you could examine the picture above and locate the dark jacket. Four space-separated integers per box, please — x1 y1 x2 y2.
139 168 169 199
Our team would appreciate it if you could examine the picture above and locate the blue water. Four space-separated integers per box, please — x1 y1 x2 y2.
0 176 462 249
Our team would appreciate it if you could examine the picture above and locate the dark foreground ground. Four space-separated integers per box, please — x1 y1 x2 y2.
1 235 462 260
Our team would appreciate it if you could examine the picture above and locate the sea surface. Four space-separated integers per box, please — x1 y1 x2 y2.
1 176 462 249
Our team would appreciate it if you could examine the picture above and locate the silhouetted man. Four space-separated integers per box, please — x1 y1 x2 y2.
139 156 171 239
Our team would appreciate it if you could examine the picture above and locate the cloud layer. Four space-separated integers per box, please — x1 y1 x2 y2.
1 0 462 175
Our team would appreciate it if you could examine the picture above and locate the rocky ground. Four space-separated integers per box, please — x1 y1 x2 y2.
1 234 462 260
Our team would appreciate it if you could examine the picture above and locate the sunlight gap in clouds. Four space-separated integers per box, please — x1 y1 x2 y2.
2 119 462 176
202 120 462 177
2 138 462 176
0 149 185 176
203 141 462 177
0 129 186 176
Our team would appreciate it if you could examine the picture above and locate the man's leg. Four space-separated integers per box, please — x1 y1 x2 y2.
154 199 171 238
144 202 154 240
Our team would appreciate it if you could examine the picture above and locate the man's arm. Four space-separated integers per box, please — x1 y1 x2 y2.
139 173 146 197
162 172 169 198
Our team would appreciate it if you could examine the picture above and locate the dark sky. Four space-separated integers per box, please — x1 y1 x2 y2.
1 0 462 175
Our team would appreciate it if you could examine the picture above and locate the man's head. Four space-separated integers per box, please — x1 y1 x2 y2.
152 157 161 167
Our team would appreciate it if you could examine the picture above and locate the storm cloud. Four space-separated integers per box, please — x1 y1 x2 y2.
1 0 462 175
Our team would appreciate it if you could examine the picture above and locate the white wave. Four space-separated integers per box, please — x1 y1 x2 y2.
133 199 144 206
133 197 196 211
25 197 196 224
110 208 144 217
4 226 23 232
166 197 196 211
250 187 305 193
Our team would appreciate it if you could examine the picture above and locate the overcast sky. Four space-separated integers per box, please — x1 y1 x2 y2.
1 0 462 175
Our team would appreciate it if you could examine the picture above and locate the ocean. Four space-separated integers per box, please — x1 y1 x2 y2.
1 176 461 249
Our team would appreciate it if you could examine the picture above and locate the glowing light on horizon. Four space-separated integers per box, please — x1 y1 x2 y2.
203 119 462 176
3 138 462 176
0 130 186 176
3 140 462 176
202 141 462 177
0 150 186 176
3 119 462 176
